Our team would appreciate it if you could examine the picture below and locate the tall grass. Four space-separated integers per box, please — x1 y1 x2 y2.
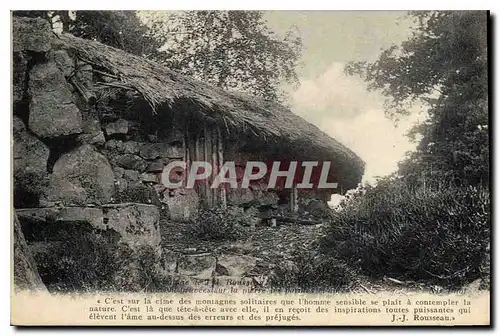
186 206 251 241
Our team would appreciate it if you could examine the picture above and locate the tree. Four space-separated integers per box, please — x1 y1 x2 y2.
345 11 488 186
145 11 302 101
69 11 163 58
12 10 163 58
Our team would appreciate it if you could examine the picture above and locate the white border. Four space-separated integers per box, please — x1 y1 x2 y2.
1 2 497 335
1 1 497 10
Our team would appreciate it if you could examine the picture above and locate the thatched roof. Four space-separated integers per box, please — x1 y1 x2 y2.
23 19 365 190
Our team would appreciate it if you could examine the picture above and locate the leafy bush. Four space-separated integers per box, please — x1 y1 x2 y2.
187 206 251 241
268 249 358 292
33 230 182 293
321 176 490 289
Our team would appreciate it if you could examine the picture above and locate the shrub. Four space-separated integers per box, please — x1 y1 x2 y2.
186 206 250 241
14 171 49 208
320 176 490 289
268 249 358 292
34 230 122 292
33 229 182 293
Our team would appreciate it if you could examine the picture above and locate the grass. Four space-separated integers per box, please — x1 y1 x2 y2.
32 229 185 293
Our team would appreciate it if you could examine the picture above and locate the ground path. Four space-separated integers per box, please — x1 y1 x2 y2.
158 220 482 295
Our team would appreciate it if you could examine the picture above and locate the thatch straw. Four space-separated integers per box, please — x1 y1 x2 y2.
55 32 364 190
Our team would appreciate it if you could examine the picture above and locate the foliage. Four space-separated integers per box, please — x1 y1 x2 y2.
268 249 357 292
140 10 302 101
321 176 490 289
345 11 487 118
14 10 301 102
13 10 163 58
187 206 251 241
334 10 490 290
33 230 182 293
345 11 488 187
13 11 53 21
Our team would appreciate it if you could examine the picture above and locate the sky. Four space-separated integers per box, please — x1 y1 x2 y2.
140 10 428 195
264 11 426 185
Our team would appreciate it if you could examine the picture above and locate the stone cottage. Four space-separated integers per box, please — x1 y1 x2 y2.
12 17 364 290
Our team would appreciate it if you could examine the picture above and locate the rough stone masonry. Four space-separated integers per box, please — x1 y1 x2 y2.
12 17 176 288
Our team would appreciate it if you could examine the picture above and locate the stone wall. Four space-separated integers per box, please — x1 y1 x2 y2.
13 17 199 221
222 147 332 221
13 17 328 225
12 17 198 290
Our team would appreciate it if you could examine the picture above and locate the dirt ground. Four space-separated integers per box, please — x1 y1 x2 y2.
159 219 488 295
160 220 320 259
